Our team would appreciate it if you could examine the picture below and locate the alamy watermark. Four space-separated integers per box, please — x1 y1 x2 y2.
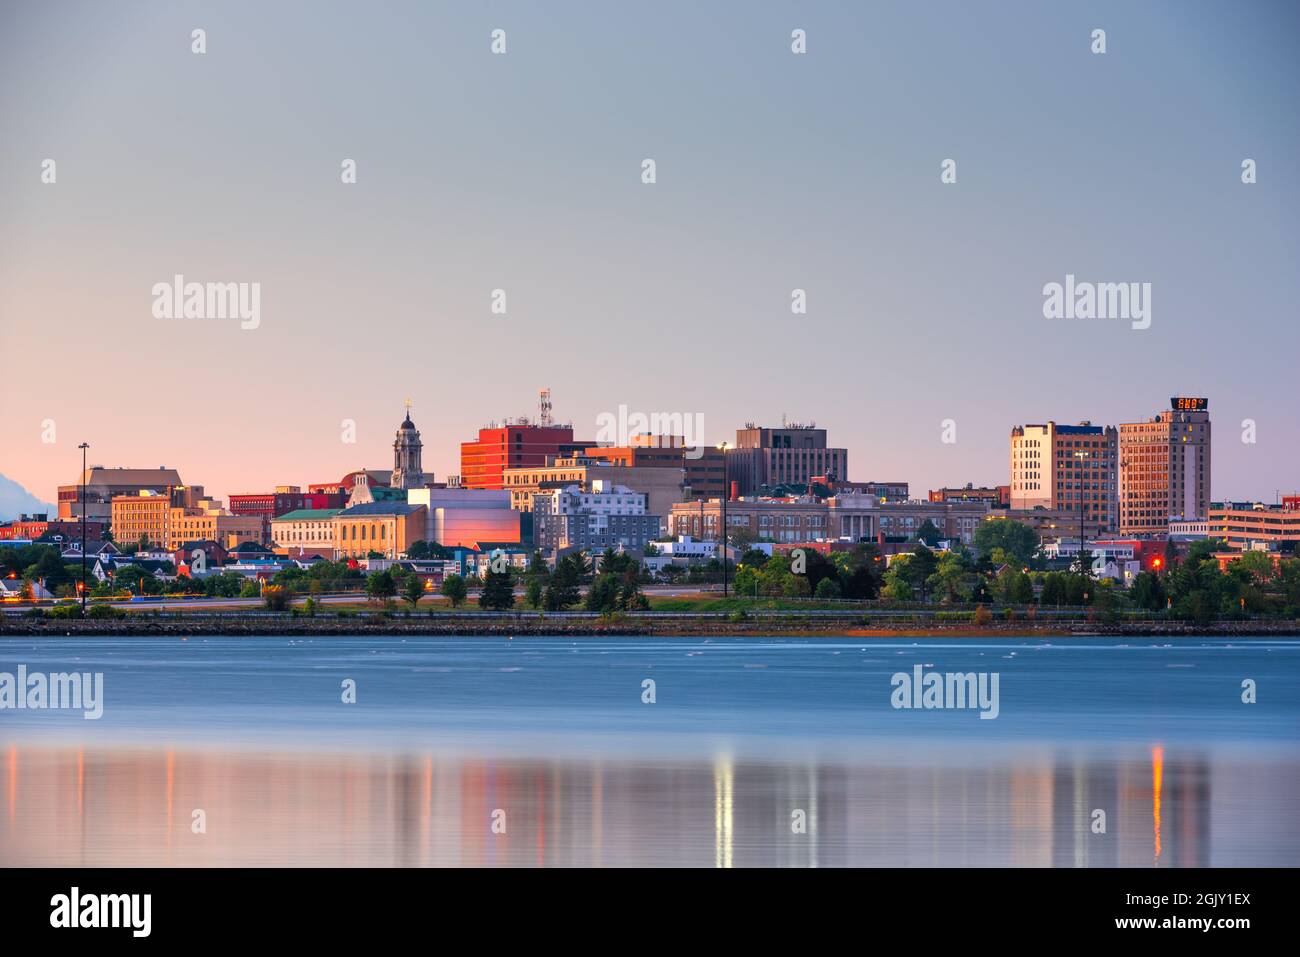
890 664 999 719
0 665 104 719
595 404 706 459
1042 274 1150 330
152 274 260 330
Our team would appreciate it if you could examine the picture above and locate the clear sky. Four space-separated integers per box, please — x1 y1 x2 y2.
2 0 1297 507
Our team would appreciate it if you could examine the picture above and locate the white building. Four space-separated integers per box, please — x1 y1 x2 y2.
406 487 519 549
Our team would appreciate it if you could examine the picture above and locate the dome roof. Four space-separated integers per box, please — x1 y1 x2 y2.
400 414 417 430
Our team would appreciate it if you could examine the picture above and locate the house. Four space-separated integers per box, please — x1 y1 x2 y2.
92 557 174 584
0 578 55 601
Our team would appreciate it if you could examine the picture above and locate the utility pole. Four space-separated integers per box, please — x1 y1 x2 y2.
719 442 730 597
78 442 89 611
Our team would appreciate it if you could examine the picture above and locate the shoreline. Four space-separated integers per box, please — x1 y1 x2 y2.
4 617 1298 638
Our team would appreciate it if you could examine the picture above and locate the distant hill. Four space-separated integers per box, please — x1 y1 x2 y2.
0 473 57 522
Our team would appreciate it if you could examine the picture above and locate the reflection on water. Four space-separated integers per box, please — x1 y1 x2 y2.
2 743 1293 867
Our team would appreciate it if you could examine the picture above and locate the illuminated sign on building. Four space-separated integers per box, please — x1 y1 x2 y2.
1170 397 1208 412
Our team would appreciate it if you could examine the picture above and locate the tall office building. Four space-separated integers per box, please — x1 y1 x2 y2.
729 423 848 496
460 422 593 490
1119 398 1212 536
1009 421 1118 531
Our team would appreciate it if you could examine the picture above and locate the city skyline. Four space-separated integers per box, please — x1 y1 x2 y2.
3 1 1298 508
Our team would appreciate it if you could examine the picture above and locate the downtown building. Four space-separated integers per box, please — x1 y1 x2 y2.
1009 421 1118 532
111 486 266 550
1118 399 1212 536
666 494 989 546
58 466 185 524
502 454 685 534
1208 497 1300 552
532 481 660 554
583 434 727 500
728 423 848 496
460 421 594 490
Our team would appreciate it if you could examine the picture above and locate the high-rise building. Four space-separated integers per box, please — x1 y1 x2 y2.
1009 421 1117 531
460 422 591 490
729 423 848 496
1119 398 1211 536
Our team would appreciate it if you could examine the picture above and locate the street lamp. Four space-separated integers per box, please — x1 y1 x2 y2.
718 441 730 597
1074 449 1090 577
78 442 89 611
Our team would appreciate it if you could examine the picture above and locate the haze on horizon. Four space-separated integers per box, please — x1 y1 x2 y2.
2 0 1298 507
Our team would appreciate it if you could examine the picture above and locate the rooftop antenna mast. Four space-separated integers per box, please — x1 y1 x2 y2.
539 388 553 427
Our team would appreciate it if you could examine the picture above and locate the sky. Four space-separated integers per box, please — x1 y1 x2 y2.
2 0 1298 509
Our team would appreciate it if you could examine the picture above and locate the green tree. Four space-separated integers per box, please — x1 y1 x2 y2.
814 577 841 599
402 574 425 610
973 519 1040 568
440 573 468 608
1129 570 1166 611
525 577 544 609
618 569 648 610
479 568 516 611
882 559 914 601
543 554 582 610
585 572 620 612
365 570 397 603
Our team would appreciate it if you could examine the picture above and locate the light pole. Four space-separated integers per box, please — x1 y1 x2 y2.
718 442 729 597
78 442 89 611
1074 449 1090 580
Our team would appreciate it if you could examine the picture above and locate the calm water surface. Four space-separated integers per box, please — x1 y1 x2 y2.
1 635 1297 867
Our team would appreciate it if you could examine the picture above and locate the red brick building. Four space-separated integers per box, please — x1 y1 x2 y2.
460 424 593 490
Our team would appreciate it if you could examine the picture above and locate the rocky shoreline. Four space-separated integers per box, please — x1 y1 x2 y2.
4 616 1298 638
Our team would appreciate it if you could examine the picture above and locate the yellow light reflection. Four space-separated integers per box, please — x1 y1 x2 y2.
714 754 733 868
1151 745 1163 863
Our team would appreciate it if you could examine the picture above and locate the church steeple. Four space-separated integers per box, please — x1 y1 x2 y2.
392 401 425 490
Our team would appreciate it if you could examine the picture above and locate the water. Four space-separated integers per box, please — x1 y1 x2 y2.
1 635 1297 866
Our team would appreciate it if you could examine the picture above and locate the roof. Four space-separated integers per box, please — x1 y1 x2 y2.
228 542 274 554
273 509 343 522
338 502 422 517
76 467 184 487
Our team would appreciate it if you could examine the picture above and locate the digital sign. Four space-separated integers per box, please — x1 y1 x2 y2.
1171 397 1208 411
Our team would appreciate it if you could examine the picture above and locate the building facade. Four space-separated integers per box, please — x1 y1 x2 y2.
460 422 592 490
271 508 343 556
583 435 726 500
929 485 1011 508
59 466 186 523
407 488 521 549
1209 499 1300 552
1010 421 1117 531
533 482 660 553
729 425 848 496
669 496 829 544
1119 399 1212 536
331 503 427 560
502 454 685 532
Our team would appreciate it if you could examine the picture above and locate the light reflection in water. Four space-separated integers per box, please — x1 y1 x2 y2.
0 744 1293 867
